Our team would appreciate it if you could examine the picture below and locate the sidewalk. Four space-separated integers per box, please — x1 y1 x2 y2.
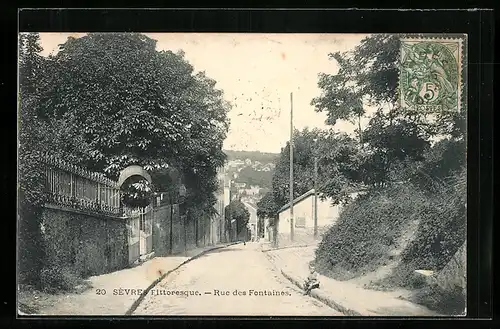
34 244 232 315
264 245 441 317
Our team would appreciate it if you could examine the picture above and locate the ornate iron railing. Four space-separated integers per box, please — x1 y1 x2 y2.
42 153 121 216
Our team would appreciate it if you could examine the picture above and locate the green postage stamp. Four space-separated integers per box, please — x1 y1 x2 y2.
399 36 465 113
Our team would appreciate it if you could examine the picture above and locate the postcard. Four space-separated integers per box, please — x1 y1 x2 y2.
18 32 467 317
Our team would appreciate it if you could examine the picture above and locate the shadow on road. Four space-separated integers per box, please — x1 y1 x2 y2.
197 247 242 257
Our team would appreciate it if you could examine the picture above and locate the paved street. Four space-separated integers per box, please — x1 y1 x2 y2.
134 243 341 316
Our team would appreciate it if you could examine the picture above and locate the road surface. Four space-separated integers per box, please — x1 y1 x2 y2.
134 243 341 316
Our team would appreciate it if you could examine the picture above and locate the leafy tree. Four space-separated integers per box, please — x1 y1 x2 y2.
18 33 49 285
310 35 403 144
315 131 365 204
35 33 229 213
311 35 400 129
19 33 49 207
224 199 250 236
256 191 280 226
396 138 466 194
312 34 465 189
310 33 467 299
121 178 154 208
271 128 323 206
358 113 431 187
270 127 363 206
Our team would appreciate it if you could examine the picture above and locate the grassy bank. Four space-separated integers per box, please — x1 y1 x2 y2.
313 178 466 315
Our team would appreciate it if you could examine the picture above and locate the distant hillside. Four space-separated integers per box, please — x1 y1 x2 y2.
235 166 273 189
224 150 279 164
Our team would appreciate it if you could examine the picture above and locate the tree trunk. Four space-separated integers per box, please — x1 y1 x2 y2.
358 113 363 145
195 213 198 247
184 213 187 255
203 216 207 246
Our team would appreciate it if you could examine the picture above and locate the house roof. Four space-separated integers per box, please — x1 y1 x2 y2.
277 187 367 214
278 189 316 213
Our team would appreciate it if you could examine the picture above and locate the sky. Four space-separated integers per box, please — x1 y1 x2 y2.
38 33 369 153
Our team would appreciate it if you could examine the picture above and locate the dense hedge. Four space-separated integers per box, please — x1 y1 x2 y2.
387 170 466 289
314 173 466 282
40 264 83 294
314 183 430 280
18 201 46 286
401 190 466 270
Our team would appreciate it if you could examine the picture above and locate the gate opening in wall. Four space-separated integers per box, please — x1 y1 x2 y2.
125 205 154 265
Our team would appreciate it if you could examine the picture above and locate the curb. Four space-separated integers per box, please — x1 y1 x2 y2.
279 269 441 317
279 269 363 316
129 251 156 268
262 251 359 315
125 241 241 315
261 244 317 252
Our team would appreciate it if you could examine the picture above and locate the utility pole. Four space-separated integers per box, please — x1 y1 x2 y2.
275 96 281 249
314 150 318 239
289 92 294 242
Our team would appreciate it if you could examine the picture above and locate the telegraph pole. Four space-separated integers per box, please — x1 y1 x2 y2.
314 152 318 239
289 92 294 242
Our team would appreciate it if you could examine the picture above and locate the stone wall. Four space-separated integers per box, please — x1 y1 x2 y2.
40 202 227 279
435 242 467 295
185 218 196 250
40 205 128 277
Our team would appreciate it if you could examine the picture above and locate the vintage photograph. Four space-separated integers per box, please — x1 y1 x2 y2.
18 32 467 317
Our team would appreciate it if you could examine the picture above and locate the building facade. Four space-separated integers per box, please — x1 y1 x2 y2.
275 189 360 248
243 202 258 241
221 172 233 242
210 167 224 245
246 186 260 196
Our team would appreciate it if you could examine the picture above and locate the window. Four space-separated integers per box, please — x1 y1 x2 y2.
295 217 306 228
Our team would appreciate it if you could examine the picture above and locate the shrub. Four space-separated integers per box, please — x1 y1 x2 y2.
409 283 465 315
379 263 433 290
372 170 466 316
398 171 466 282
314 165 466 288
314 183 430 280
40 264 83 293
18 202 46 287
